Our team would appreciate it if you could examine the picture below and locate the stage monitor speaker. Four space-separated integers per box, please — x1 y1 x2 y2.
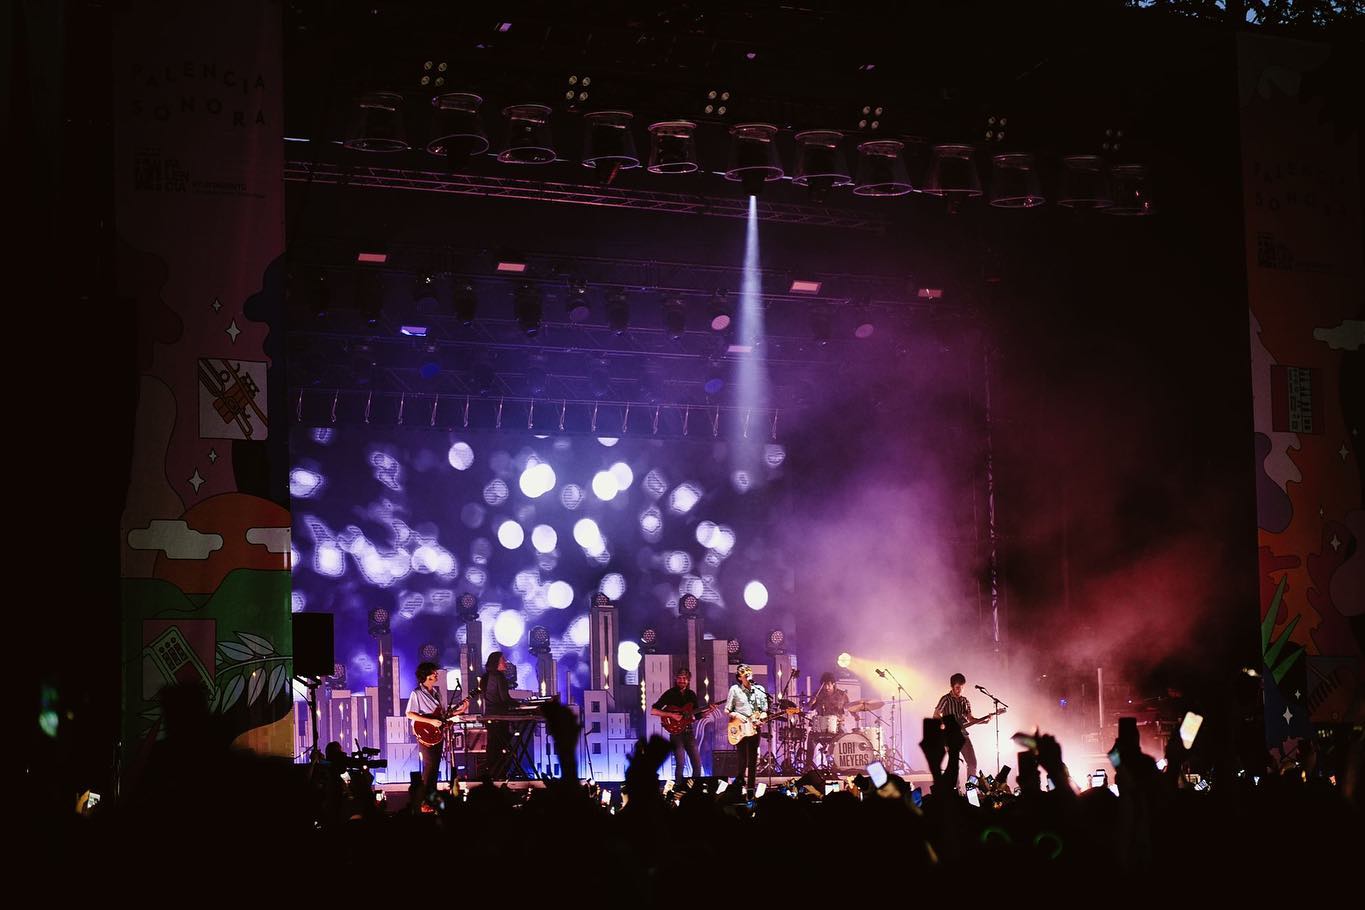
711 749 740 779
293 612 335 677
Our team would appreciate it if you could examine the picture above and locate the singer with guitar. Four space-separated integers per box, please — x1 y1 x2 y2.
932 673 1005 785
650 668 716 786
725 664 769 792
405 662 469 812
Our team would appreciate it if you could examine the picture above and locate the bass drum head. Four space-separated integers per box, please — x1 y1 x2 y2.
832 732 873 772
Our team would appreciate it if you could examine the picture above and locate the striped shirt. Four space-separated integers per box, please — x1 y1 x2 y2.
934 692 973 735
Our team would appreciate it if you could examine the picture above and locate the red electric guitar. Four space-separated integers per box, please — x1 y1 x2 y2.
413 697 470 748
658 701 725 736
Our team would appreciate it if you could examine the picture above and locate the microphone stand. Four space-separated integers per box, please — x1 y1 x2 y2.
879 669 914 773
976 685 1009 776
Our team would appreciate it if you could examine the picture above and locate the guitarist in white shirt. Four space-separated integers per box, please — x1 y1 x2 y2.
725 664 769 792
932 672 1003 784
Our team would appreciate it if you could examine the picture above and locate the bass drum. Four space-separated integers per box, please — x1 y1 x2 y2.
812 714 842 735
832 732 874 772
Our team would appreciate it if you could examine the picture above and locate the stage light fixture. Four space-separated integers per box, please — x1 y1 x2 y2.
514 282 543 336
725 123 783 197
707 290 732 332
1057 155 1113 209
647 120 699 174
456 592 479 621
605 288 630 334
923 144 983 200
679 593 700 616
593 592 613 609
418 345 441 380
765 629 786 655
582 110 640 185
413 274 440 308
529 625 552 655
727 638 742 657
852 139 913 196
662 296 687 340
1106 164 1152 216
989 153 1045 208
836 651 851 669
453 281 478 324
566 276 591 322
789 279 821 294
419 642 441 661
498 103 556 164
344 91 410 152
427 92 489 158
792 130 851 203
368 607 391 636
640 628 658 652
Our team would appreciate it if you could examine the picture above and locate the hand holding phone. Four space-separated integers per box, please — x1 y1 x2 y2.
867 761 888 789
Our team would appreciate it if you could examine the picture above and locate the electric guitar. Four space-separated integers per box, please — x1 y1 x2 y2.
413 697 471 748
726 711 769 746
658 701 725 736
962 706 1006 729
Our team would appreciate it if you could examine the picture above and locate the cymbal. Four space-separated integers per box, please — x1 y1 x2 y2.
846 699 885 713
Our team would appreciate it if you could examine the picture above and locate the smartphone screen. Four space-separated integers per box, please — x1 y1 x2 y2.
716 780 729 794
867 761 888 788
910 787 923 807
966 788 980 807
1179 711 1203 749
754 783 766 798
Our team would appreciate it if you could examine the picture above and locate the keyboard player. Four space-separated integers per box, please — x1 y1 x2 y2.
479 651 515 778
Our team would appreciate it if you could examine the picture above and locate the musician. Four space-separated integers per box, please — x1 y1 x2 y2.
479 651 514 779
806 671 848 767
726 664 769 792
405 662 466 812
933 673 981 782
650 667 704 786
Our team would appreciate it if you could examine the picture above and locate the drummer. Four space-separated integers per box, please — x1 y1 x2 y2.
807 672 849 767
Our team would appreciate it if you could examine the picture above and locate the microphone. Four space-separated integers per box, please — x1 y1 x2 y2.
875 668 887 678
975 684 987 692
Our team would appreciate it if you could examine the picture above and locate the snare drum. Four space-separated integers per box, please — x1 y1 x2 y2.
812 714 842 735
832 732 874 772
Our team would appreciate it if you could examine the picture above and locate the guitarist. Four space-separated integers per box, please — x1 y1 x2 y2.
932 673 1000 784
725 664 769 792
405 662 467 812
650 668 706 786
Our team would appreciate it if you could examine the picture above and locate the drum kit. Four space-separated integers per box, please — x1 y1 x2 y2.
763 697 908 775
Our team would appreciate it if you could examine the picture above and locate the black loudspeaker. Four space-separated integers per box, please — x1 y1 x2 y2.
292 612 335 677
711 749 740 778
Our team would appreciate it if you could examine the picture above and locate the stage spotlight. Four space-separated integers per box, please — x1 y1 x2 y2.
419 642 441 662
344 91 410 152
419 345 442 380
605 288 630 334
566 276 591 322
703 360 726 396
808 304 833 345
305 273 330 318
765 629 785 654
647 120 699 174
836 651 851 669
852 139 913 196
426 92 489 158
328 662 347 687
679 593 700 616
989 153 1045 208
368 607 391 636
1057 155 1113 209
582 110 640 185
707 289 732 332
662 296 687 340
727 638 742 658
499 103 556 164
456 592 479 622
724 123 783 197
1106 164 1152 216
529 625 552 655
514 282 543 336
923 144 983 201
792 130 851 203
593 592 613 610
452 282 478 325
640 628 658 653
